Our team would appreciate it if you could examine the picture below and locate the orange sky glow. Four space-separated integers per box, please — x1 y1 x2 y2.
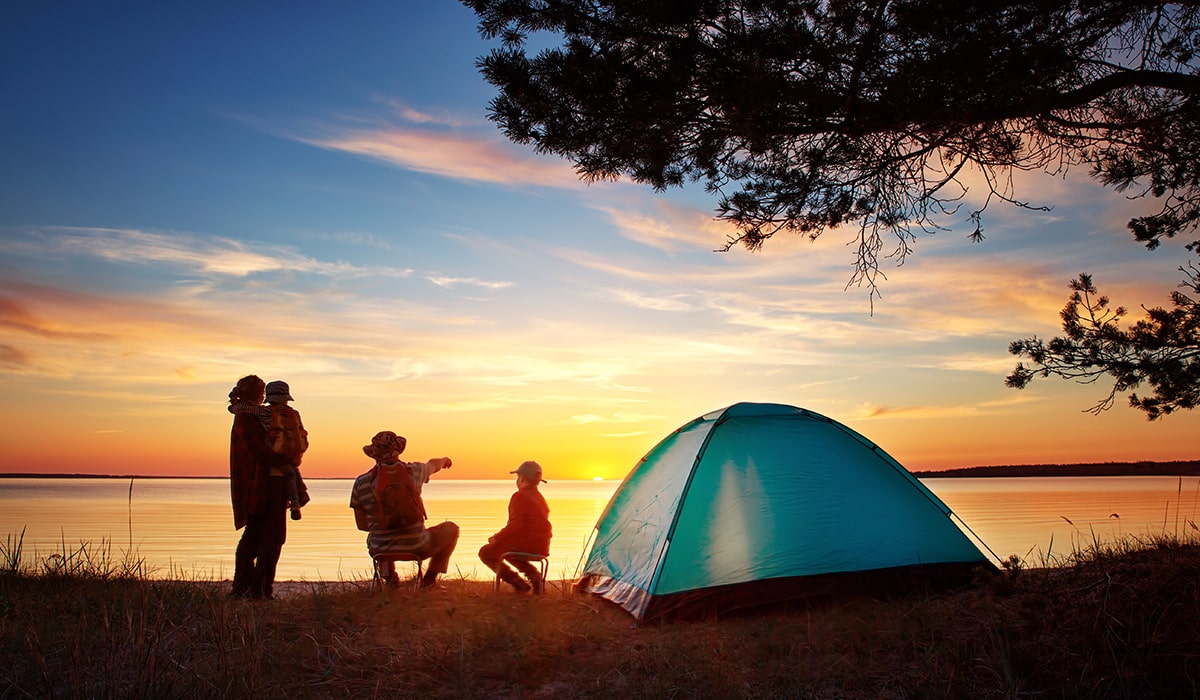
1 4 1196 482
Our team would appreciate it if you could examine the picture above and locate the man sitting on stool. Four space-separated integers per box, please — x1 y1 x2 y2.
479 460 552 594
350 430 458 589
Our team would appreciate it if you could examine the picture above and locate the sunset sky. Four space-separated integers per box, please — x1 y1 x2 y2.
2 2 1196 481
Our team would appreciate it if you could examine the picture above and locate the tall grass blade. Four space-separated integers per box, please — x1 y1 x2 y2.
1176 475 1182 536
1 527 26 574
128 476 135 553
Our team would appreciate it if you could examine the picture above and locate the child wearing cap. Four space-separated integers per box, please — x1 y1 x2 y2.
478 460 553 593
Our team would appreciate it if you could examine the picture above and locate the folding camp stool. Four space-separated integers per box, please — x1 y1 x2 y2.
493 551 549 594
371 552 423 592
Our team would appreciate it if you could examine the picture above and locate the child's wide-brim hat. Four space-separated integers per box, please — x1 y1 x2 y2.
265 380 293 403
364 430 406 460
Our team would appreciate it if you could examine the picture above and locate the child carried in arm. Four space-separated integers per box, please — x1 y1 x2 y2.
260 380 310 520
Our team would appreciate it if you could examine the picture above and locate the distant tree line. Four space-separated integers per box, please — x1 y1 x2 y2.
913 460 1200 478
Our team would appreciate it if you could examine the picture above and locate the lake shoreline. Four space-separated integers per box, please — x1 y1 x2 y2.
4 458 1200 480
912 459 1200 478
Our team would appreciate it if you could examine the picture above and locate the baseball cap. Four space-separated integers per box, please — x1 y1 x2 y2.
510 460 547 483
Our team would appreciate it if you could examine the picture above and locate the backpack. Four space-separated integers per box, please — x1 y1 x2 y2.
375 461 426 530
268 404 309 460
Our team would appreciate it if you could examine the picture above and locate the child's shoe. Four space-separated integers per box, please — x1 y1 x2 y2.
528 572 545 595
500 569 531 594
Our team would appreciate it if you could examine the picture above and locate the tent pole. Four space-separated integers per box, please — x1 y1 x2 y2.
646 410 728 595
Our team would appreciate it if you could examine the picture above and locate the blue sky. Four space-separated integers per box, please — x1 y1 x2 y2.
1 1 1195 479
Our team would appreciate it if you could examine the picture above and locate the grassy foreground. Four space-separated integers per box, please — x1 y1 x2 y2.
2 535 1199 699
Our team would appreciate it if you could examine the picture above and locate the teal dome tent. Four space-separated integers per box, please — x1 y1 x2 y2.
577 403 995 620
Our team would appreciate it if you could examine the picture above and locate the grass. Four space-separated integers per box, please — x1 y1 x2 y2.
2 532 1199 699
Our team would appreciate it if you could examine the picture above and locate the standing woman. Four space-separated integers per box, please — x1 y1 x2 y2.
227 374 291 599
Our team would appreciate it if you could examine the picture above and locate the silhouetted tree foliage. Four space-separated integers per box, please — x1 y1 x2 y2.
1007 268 1200 419
462 0 1200 416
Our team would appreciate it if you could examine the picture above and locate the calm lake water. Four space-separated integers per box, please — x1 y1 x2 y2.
1 476 1197 582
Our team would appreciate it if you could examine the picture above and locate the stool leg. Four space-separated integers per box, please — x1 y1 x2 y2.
371 557 388 593
371 557 424 592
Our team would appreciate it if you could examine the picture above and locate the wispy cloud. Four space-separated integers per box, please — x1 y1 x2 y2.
0 343 32 369
15 226 404 279
232 100 592 189
0 294 115 341
598 430 653 438
298 126 583 189
369 95 485 129
933 352 1025 374
851 393 1040 421
427 275 513 290
600 203 733 253
607 289 696 312
556 411 663 426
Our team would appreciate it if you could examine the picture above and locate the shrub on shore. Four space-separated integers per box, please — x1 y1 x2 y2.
2 532 1198 699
